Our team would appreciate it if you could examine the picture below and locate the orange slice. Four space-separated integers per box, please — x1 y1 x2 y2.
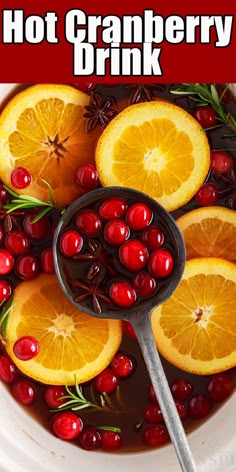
0 84 99 208
177 206 236 262
96 101 210 211
151 258 236 375
5 274 122 385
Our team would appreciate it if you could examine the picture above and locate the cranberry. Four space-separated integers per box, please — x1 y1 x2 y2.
148 249 174 278
109 281 137 307
74 83 95 93
41 247 55 273
13 336 40 361
60 230 83 257
188 393 212 419
52 412 83 440
195 183 219 205
144 404 164 424
111 353 133 378
0 279 12 302
148 384 158 404
122 321 136 339
78 427 101 450
0 354 18 383
11 167 32 189
142 424 169 447
132 272 156 297
210 150 234 175
0 249 14 275
15 254 40 280
44 385 68 409
171 378 193 401
94 368 119 394
119 240 148 271
23 211 50 240
126 203 153 230
75 163 99 190
104 219 129 246
0 225 4 245
76 210 102 237
99 197 128 220
193 105 217 128
0 183 8 203
101 430 122 451
207 373 234 402
12 378 36 405
175 400 187 420
141 225 164 250
5 230 30 255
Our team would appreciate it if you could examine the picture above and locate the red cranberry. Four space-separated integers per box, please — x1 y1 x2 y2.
141 225 164 250
74 83 95 93
23 211 50 240
104 219 129 246
75 163 99 190
0 249 14 275
142 424 169 447
109 281 137 307
5 230 30 255
148 384 158 404
119 240 148 271
210 150 234 175
94 368 119 394
15 254 40 280
41 248 55 273
44 385 68 409
13 336 40 361
99 197 128 220
207 373 234 402
132 272 156 297
0 183 8 203
126 203 153 230
0 225 4 245
195 183 219 205
0 279 12 302
144 404 164 424
148 249 174 278
11 167 32 189
12 378 36 405
101 430 122 451
111 353 133 378
60 230 83 257
193 105 217 128
78 427 101 450
122 321 136 339
171 378 193 401
0 354 18 383
76 210 102 237
175 400 187 420
188 393 212 419
52 412 83 440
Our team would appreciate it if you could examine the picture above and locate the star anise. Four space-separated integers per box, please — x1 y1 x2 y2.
0 205 25 234
69 277 112 314
215 168 236 209
73 238 118 280
126 84 164 104
83 92 118 133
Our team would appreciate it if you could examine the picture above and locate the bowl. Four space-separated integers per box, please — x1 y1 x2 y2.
0 83 235 472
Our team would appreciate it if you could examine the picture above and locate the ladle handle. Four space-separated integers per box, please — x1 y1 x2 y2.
132 315 197 472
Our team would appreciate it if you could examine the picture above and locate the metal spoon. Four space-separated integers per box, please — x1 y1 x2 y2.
53 187 197 472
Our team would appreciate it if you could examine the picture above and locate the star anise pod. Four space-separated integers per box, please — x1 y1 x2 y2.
69 277 112 314
73 238 118 280
83 92 118 133
215 168 236 209
0 205 25 234
126 84 164 104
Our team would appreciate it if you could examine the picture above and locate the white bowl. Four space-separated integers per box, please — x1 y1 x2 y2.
0 84 235 472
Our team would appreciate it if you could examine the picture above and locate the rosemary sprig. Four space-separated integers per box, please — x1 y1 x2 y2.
0 296 15 341
97 425 121 433
171 84 236 132
3 179 56 223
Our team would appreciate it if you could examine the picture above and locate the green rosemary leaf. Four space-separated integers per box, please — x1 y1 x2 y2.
0 298 15 338
70 404 92 411
100 395 106 408
90 383 97 405
202 124 223 132
219 84 229 103
41 179 55 206
210 85 220 106
31 207 52 223
97 426 121 433
4 203 35 212
224 133 236 137
14 195 49 205
2 185 19 198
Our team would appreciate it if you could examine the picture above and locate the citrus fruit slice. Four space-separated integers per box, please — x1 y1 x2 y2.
96 101 210 211
151 258 236 375
5 274 122 385
177 206 236 262
0 84 98 208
